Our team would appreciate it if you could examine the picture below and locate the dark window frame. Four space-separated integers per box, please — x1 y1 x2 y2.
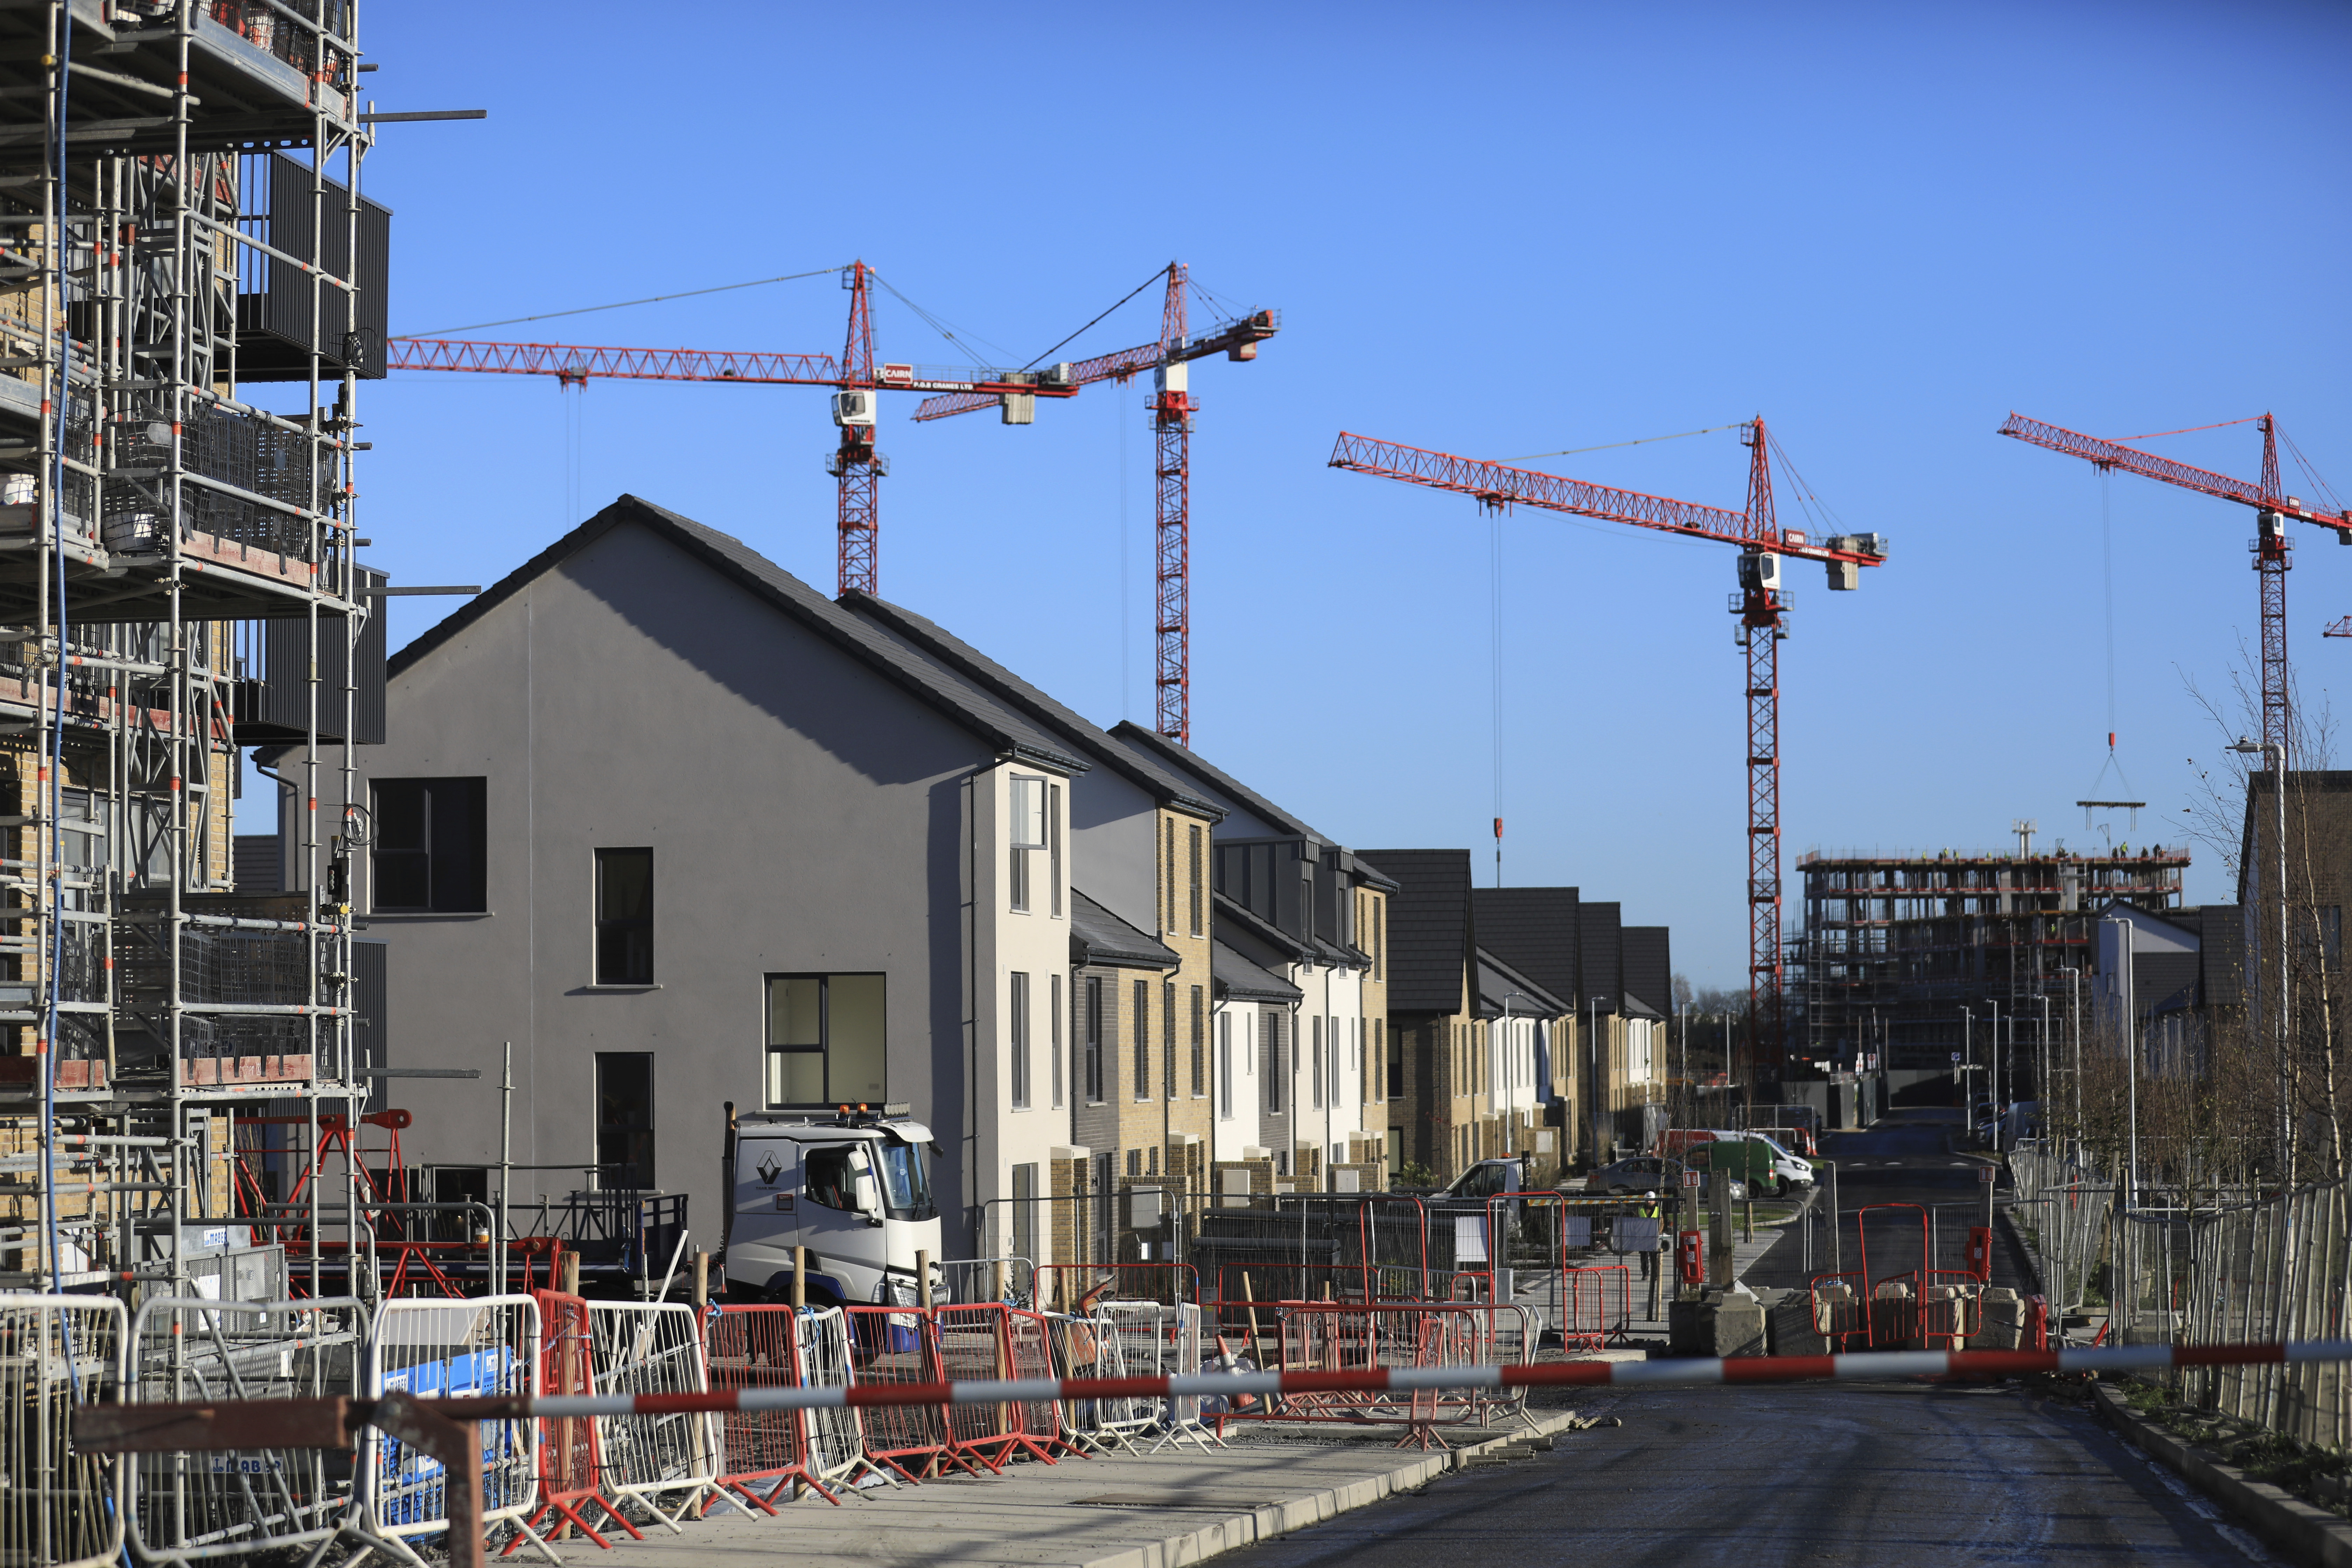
1133 977 1152 1102
369 776 486 914
593 847 654 986
763 971 888 1108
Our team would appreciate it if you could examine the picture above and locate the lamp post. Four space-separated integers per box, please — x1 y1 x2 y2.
1986 998 2002 1151
1588 994 1611 1168
2230 736 2292 1183
2058 965 2081 1162
1960 1006 1973 1138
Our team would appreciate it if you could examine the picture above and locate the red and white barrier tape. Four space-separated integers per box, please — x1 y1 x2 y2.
519 1340 2352 1420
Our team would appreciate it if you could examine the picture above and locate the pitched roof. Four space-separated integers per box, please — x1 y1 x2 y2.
1070 889 1180 971
844 595 1221 820
388 495 1090 776
1355 849 1473 1014
1213 939 1302 1004
1110 722 1325 841
1476 948 1571 1018
1620 925 1673 1018
1578 901 1623 1013
1213 891 1315 967
1470 887 1580 1005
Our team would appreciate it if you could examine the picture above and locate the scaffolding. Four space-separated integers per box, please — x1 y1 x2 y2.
1790 845 2191 1073
0 2 373 1308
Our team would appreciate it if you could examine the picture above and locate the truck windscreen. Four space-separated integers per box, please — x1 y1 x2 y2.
877 1140 936 1220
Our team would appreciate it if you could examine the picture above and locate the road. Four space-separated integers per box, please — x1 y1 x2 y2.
1225 1111 2272 1567
1219 1382 2274 1567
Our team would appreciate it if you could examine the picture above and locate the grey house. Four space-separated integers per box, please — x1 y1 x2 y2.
338 496 1087 1262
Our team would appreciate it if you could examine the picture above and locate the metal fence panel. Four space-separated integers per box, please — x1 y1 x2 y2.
2 1295 126 1568
128 1295 363 1563
585 1302 718 1530
368 1295 541 1548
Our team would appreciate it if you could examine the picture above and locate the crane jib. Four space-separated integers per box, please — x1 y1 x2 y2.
1327 432 1887 566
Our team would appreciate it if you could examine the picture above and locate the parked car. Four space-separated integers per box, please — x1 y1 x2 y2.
1586 1156 1745 1203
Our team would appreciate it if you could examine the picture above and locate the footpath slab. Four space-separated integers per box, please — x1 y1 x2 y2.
579 1409 1587 1568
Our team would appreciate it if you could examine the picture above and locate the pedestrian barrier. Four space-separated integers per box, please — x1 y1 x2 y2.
1559 1264 1633 1350
703 1304 843 1510
1042 1308 1124 1455
842 1303 960 1480
127 1295 365 1564
585 1302 719 1529
368 1295 543 1555
1215 1301 1538 1446
1003 1307 1072 1458
934 1303 1059 1470
2 1294 126 1568
505 1288 638 1555
1095 1299 1214 1450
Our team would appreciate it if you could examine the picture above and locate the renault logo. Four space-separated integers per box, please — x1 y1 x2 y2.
755 1153 780 1187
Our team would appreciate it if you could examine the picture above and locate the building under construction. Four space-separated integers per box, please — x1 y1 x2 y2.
0 2 382 1302
1790 840 2191 1077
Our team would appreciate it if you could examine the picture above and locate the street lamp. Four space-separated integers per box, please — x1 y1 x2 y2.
2229 736 2292 1183
2057 965 2081 1162
1959 1006 1973 1138
1588 994 1611 1167
1986 998 2002 1151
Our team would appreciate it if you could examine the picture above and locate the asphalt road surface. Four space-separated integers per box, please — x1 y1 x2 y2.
1228 1111 2270 1567
1222 1381 2276 1567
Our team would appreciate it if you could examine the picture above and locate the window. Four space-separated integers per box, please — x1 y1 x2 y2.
803 1145 859 1211
1051 974 1064 1108
595 1052 654 1189
1049 783 1063 918
1264 1011 1284 1114
1218 1013 1233 1120
1311 1016 1324 1108
1190 986 1205 1097
1009 775 1044 913
1374 900 1384 981
1354 1017 1364 1105
1188 825 1204 936
1085 976 1104 1102
1010 971 1031 1110
1011 1164 1037 1264
1384 1020 1398 1102
594 848 654 985
763 973 886 1107
1133 978 1152 1101
1163 982 1177 1097
1126 1148 1142 1177
371 777 486 913
1166 818 1178 932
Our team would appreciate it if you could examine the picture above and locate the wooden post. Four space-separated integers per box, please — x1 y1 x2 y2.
1242 1271 1267 1369
917 1248 932 1312
691 1250 709 1311
992 1258 1006 1304
792 1245 806 1310
1708 1171 1733 1289
558 1248 580 1297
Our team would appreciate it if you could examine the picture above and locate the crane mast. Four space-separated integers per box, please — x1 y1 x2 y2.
1330 424 1884 1106
1999 411 2352 761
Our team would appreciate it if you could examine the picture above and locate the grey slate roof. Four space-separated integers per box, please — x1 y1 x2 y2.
1213 939 1302 1004
1578 902 1624 1014
1476 948 1571 1018
1355 849 1473 1015
1071 889 1180 971
844 594 1222 821
388 495 1090 777
1213 891 1315 966
1110 722 1326 842
1621 925 1673 1018
1470 888 1580 1007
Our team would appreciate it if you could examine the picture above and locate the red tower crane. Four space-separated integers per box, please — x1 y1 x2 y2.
911 263 1279 745
387 261 1079 596
1328 423 1887 1100
1998 413 2352 759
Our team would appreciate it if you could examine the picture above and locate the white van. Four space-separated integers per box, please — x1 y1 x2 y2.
722 1105 946 1308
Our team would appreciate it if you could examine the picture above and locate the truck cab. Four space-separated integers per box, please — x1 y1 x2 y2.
722 1104 945 1308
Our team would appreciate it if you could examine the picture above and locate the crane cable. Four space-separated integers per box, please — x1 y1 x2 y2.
399 265 846 338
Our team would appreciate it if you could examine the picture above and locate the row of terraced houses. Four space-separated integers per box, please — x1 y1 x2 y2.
246 497 1675 1270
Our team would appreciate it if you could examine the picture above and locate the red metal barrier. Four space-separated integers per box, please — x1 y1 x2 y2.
934 1304 1059 1471
504 1289 639 1554
842 1306 964 1482
700 1305 841 1512
1561 1265 1632 1350
1005 1307 1071 1458
2026 1294 2050 1352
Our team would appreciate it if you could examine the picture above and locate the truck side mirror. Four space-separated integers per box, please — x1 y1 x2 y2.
853 1170 884 1225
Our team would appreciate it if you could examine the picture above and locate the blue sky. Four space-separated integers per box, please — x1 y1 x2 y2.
334 1 2352 988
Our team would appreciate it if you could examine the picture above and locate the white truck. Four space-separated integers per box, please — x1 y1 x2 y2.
721 1103 946 1308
